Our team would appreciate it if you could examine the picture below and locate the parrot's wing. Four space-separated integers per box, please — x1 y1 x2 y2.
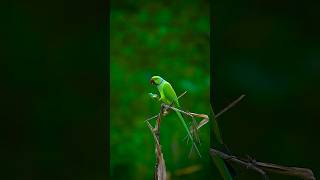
162 82 179 106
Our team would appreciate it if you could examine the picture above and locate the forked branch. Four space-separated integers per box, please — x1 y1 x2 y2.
146 106 166 180
146 91 209 180
210 148 315 180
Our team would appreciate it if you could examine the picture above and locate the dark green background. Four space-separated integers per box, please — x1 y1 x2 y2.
212 0 320 179
2 0 107 179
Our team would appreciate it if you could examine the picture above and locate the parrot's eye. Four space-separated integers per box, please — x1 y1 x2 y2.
150 79 155 85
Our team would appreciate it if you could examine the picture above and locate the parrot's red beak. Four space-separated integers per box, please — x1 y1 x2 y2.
150 79 155 85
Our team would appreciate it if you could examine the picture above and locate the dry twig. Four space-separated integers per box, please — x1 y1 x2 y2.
215 94 246 119
146 107 166 180
210 148 316 180
146 91 209 179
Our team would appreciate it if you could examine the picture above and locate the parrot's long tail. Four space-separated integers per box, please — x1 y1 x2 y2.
175 110 202 158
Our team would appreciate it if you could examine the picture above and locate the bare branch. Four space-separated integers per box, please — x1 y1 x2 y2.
177 91 188 99
210 148 315 180
146 91 208 179
254 161 316 180
146 108 166 180
215 94 246 119
145 114 160 122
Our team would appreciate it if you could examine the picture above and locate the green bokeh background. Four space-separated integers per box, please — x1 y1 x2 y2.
110 0 212 179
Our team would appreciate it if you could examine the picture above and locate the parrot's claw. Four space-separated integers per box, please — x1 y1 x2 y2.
160 104 170 116
148 93 159 100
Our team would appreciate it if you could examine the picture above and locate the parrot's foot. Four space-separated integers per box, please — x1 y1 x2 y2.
162 104 173 116
160 103 169 116
148 93 159 100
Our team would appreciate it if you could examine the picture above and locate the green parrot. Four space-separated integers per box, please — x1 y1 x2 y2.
150 75 202 157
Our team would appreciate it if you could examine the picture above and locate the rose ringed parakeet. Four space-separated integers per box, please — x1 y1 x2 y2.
150 76 201 157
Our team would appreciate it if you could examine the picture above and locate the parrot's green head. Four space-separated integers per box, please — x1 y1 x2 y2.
150 76 164 86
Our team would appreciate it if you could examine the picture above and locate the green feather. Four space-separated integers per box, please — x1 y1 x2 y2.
175 110 202 157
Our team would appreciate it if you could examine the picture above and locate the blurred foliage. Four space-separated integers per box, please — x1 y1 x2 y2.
110 0 211 179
